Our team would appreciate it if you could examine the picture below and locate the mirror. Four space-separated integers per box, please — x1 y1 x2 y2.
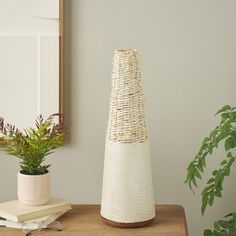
0 0 64 132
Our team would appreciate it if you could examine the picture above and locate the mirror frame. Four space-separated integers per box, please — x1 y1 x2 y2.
59 0 64 126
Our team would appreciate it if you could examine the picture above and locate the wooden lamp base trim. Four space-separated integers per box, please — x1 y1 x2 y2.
101 215 155 228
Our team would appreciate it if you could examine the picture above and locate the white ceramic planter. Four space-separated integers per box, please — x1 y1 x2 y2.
17 171 50 206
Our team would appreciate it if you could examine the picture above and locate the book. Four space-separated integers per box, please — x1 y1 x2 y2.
0 198 71 222
0 210 67 230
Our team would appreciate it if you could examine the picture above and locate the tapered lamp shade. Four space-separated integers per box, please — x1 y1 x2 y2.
101 49 155 227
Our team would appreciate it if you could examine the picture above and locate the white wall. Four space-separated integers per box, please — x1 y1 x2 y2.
0 0 59 35
1 0 236 235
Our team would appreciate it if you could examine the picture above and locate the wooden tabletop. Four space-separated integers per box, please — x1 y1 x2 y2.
0 204 188 236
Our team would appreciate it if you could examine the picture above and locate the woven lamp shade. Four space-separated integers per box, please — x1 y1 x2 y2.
101 49 155 227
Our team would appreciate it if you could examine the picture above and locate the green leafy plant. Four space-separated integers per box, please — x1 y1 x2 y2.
0 114 64 175
185 105 236 235
204 213 236 236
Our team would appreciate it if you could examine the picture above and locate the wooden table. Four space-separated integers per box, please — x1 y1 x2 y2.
0 205 189 236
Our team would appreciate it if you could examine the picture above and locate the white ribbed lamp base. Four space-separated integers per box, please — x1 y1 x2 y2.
101 140 155 225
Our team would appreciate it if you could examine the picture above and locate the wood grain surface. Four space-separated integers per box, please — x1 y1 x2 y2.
0 204 188 236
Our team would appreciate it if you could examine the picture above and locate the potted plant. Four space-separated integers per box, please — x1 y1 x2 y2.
185 105 236 235
0 114 64 206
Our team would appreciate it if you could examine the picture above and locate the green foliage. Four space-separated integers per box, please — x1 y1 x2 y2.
0 114 64 175
185 105 236 235
204 213 236 236
185 105 236 214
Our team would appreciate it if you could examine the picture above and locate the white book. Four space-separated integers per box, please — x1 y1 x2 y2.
0 210 67 230
0 197 71 222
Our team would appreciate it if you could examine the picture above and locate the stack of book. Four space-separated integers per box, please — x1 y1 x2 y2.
0 198 71 231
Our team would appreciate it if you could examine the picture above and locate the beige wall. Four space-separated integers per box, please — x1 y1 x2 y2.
1 0 236 235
